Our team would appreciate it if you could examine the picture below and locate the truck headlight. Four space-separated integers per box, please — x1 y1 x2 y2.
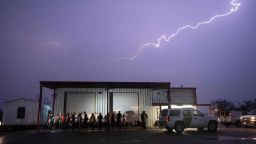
250 117 256 122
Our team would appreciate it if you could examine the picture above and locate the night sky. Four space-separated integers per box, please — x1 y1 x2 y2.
0 0 255 106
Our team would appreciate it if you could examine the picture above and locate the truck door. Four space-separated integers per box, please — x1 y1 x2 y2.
191 110 205 128
182 110 192 128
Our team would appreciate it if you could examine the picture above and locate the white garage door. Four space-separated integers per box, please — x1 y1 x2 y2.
66 93 95 114
113 93 138 116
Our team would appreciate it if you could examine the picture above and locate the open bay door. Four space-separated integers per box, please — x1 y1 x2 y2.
66 93 96 116
113 93 138 122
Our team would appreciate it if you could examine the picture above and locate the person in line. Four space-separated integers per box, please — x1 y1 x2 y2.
60 112 65 129
83 111 88 132
122 113 126 129
65 113 70 129
104 113 110 132
47 112 53 129
77 113 83 131
116 111 122 129
90 113 96 131
110 113 115 130
54 114 59 129
71 112 76 129
97 113 103 130
141 111 148 129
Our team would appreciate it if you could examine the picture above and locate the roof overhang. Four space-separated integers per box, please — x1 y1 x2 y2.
40 81 171 89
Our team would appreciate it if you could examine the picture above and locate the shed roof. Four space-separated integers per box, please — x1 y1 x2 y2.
40 81 170 89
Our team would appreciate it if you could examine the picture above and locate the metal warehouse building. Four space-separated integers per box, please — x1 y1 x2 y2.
37 81 197 129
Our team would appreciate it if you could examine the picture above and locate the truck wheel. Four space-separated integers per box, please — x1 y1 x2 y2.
208 121 217 132
174 122 184 134
166 127 173 133
235 120 241 128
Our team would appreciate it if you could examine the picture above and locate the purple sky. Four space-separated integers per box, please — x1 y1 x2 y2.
0 0 255 106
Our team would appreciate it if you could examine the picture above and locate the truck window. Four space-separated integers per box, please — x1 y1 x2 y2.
160 109 168 116
193 110 204 117
169 110 180 116
183 110 192 116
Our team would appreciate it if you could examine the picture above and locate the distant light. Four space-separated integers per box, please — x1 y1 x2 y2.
0 121 1 126
161 106 168 110
250 117 256 122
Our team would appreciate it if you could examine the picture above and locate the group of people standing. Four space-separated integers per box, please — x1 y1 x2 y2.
47 111 148 131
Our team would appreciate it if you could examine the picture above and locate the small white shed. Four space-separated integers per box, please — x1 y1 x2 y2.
2 98 51 126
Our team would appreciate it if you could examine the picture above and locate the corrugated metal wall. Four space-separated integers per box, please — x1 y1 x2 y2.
170 88 197 105
54 88 161 127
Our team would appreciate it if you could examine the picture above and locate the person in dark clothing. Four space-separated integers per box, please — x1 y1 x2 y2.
65 113 70 129
141 111 148 129
47 112 53 129
116 111 122 129
105 113 110 131
77 113 83 131
90 113 96 131
110 113 115 129
71 112 76 129
97 113 103 130
83 111 88 132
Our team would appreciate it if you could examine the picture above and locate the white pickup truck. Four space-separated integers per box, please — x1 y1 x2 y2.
159 108 219 134
240 109 256 128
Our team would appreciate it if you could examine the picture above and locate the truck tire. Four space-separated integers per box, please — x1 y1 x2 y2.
166 127 173 133
208 121 217 132
174 122 184 134
235 120 241 128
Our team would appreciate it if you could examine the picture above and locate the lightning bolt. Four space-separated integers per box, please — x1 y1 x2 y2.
116 0 241 61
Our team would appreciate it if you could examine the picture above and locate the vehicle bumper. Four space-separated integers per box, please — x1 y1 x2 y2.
241 121 256 127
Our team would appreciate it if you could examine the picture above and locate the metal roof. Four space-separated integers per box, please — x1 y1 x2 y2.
40 81 171 89
171 87 196 90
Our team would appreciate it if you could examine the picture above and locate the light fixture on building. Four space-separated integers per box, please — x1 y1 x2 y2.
171 105 196 109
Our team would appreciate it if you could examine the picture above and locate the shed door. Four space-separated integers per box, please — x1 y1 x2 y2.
113 93 138 121
66 93 95 115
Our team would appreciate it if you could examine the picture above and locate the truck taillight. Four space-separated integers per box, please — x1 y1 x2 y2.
164 116 170 122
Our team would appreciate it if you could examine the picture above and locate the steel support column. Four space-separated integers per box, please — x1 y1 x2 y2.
167 87 171 109
37 85 43 133
52 89 56 115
